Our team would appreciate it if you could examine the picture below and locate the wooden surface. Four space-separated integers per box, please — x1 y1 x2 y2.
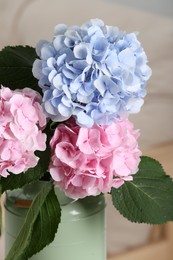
108 141 173 260
108 240 170 260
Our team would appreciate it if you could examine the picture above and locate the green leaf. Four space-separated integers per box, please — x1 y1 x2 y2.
111 156 173 224
0 46 39 92
5 182 61 260
0 165 44 195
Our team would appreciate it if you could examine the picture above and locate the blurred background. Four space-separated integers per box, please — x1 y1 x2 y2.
0 0 173 259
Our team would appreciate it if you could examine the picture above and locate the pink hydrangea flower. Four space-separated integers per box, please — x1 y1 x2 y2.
0 86 47 177
49 119 141 199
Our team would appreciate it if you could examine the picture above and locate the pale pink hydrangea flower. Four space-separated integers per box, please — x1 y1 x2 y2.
49 119 141 199
0 86 47 177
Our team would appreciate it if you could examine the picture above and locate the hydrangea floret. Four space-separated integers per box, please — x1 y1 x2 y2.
49 118 141 199
32 19 152 127
0 87 47 177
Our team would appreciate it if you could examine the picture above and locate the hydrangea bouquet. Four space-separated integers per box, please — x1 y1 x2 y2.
1 19 173 259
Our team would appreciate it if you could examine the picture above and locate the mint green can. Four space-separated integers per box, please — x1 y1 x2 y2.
4 182 106 260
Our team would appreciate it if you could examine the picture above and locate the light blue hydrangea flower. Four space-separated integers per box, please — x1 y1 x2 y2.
32 19 152 127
